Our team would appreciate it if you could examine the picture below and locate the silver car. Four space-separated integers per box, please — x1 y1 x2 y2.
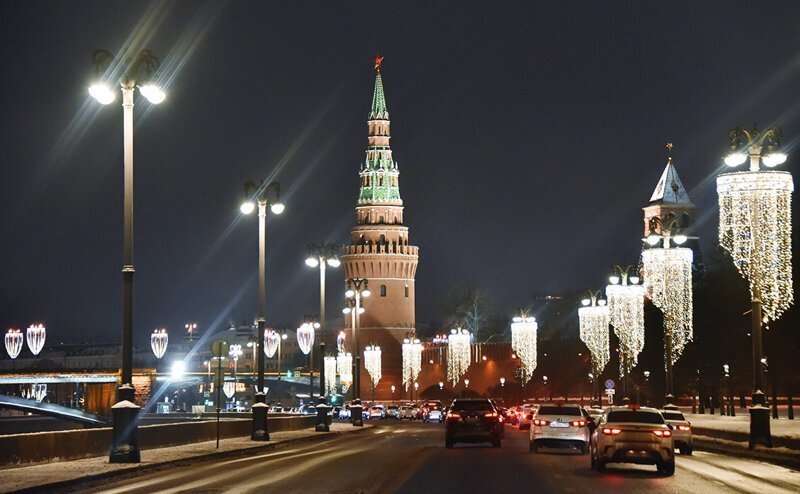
530 403 591 454
659 409 692 455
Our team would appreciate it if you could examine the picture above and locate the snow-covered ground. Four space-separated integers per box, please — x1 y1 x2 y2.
684 413 800 440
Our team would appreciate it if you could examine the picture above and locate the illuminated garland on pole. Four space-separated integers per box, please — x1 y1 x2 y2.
26 324 46 356
364 344 382 388
4 329 23 359
337 352 353 393
264 330 280 358
606 271 646 377
642 247 693 365
510 316 537 383
578 294 610 375
447 329 471 386
324 356 337 395
150 328 168 359
402 338 422 391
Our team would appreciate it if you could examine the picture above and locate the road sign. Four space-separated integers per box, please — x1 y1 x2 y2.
605 389 615 395
605 379 615 389
211 340 229 357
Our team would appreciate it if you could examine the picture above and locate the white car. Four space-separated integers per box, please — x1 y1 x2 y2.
338 407 351 419
530 404 591 454
368 405 386 419
518 405 534 430
426 409 444 422
659 409 692 455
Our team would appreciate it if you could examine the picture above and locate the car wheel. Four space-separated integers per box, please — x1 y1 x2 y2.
685 446 693 455
446 439 453 449
658 460 675 476
492 437 501 448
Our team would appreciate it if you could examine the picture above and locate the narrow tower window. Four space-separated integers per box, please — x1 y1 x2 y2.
405 284 409 297
380 284 387 297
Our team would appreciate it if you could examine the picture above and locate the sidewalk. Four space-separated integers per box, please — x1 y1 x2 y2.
0 422 371 493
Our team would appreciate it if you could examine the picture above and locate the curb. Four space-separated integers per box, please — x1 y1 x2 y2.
693 435 800 471
11 425 373 494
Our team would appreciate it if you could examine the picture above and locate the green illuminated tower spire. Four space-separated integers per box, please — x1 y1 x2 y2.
359 56 401 204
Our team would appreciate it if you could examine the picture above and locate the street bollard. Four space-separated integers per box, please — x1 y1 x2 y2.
772 386 779 419
691 395 697 414
788 395 794 420
730 395 735 417
740 393 746 410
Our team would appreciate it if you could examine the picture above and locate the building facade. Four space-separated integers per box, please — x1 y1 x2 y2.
341 58 420 400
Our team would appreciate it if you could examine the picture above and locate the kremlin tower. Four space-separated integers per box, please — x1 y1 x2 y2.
341 58 419 400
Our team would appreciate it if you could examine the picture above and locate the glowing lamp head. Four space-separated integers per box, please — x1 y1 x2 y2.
723 152 748 167
345 289 355 299
609 275 620 285
628 275 640 285
357 307 365 314
171 360 185 378
361 288 371 298
439 381 444 389
305 257 319 267
342 307 352 315
646 234 661 246
597 299 607 306
500 377 506 385
762 152 787 167
673 234 688 245
326 257 341 268
270 202 285 215
581 298 591 306
89 83 116 104
240 201 256 215
139 84 166 104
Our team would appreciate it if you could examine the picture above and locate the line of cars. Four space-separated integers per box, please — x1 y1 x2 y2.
334 401 446 422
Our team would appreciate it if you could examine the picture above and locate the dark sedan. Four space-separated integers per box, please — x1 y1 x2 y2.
445 398 502 448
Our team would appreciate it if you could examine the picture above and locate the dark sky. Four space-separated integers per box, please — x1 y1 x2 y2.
1 1 799 345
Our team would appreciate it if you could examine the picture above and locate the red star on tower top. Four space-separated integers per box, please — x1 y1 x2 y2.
374 55 384 73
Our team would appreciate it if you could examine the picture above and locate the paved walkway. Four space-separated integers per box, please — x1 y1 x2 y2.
0 422 370 493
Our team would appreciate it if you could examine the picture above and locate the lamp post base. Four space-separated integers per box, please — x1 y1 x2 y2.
350 398 363 427
749 405 772 449
315 397 330 432
251 393 270 441
109 385 140 463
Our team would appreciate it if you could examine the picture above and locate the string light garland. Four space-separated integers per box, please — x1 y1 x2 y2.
26 324 46 356
718 171 794 323
223 381 236 399
578 297 610 375
4 329 23 359
324 356 337 395
150 328 168 359
364 344 382 388
402 338 422 390
606 277 646 376
642 247 693 365
511 316 537 382
337 352 353 393
447 329 471 386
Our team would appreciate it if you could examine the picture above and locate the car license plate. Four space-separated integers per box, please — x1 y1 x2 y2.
550 422 569 428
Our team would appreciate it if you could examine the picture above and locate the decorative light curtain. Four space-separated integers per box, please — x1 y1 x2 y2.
511 316 537 383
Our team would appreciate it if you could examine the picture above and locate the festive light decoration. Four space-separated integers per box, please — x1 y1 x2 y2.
223 381 236 399
402 338 422 391
150 328 168 359
337 352 353 393
336 331 346 353
26 324 46 356
364 344 382 387
5 329 23 359
297 322 315 355
264 330 280 358
578 296 610 375
447 329 471 386
606 276 646 376
324 356 337 395
718 171 794 322
21 383 47 402
510 316 537 383
642 247 694 365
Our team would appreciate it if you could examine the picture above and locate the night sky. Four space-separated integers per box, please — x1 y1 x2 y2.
1 1 799 345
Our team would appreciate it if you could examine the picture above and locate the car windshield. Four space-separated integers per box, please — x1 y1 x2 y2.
537 406 582 416
452 400 493 411
661 412 685 421
607 410 665 424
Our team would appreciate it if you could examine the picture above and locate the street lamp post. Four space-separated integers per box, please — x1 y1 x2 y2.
240 179 284 441
719 126 792 448
306 242 340 432
391 384 396 404
345 278 370 426
89 48 166 464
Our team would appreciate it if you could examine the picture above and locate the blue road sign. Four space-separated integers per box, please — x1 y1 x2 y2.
605 379 615 389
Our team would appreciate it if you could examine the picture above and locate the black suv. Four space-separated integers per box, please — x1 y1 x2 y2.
445 398 502 448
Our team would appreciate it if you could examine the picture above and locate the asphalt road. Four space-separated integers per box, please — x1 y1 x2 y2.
67 421 799 494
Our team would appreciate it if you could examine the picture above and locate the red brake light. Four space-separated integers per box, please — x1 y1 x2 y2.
570 420 587 427
653 430 672 437
484 411 498 418
447 412 461 420
627 404 641 410
602 427 622 435
533 419 550 426
678 425 691 431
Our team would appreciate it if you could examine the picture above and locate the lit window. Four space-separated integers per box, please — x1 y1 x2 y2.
405 285 409 297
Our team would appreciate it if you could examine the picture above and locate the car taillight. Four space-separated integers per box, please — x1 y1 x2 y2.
526 414 533 420
447 412 461 420
533 419 549 426
678 425 691 431
570 420 587 427
653 430 672 437
602 427 622 435
484 411 498 418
